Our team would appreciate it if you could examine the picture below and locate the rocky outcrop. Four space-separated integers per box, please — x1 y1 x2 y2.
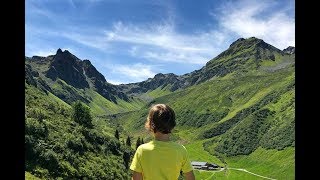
27 49 129 103
25 64 38 87
46 49 90 89
283 46 295 54
119 73 184 95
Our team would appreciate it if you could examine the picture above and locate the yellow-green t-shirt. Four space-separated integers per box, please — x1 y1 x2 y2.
130 140 193 180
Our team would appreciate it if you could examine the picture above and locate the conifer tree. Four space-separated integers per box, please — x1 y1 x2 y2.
136 137 141 150
126 136 131 147
115 129 120 140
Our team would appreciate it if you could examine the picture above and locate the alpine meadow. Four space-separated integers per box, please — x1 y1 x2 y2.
25 37 295 179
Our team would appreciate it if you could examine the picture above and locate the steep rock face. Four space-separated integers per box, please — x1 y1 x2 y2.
140 73 182 91
46 49 90 89
27 49 129 103
119 73 184 95
25 64 39 87
283 46 295 54
25 64 52 93
82 60 107 83
81 60 129 102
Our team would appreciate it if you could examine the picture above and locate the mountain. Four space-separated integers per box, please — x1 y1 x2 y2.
283 46 295 54
25 49 146 115
32 48 128 102
118 73 183 95
120 37 295 96
46 49 90 89
25 37 295 180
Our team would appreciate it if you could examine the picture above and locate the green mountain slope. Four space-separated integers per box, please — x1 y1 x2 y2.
115 69 294 179
119 37 294 96
112 37 295 179
25 84 134 179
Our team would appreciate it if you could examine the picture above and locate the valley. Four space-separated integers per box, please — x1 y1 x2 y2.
25 37 295 179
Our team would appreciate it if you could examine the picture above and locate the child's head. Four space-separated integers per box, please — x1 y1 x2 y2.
145 104 176 134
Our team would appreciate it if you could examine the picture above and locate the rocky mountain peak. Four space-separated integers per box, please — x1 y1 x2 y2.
82 59 107 82
56 48 63 54
153 73 178 79
54 48 80 62
46 49 89 89
44 49 128 102
229 37 264 48
154 73 165 79
229 37 246 48
30 56 46 61
283 46 295 54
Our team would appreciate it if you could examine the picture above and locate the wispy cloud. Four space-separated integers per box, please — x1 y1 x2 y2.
61 31 111 51
68 0 76 8
106 63 157 84
106 79 124 85
26 48 57 57
215 0 295 49
102 21 230 64
36 20 230 65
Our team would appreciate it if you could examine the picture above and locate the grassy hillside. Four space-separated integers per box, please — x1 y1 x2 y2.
225 147 295 180
146 84 173 99
118 68 294 135
50 78 145 116
114 67 295 179
184 140 294 179
25 84 134 179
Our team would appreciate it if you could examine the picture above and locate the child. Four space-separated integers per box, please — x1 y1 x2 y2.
130 104 195 180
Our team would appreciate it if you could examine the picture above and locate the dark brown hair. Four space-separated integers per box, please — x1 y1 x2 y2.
145 104 176 134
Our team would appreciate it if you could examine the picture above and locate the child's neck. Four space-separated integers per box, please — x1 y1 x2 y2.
154 132 170 141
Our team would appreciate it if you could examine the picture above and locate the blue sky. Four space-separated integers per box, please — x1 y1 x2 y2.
26 0 295 84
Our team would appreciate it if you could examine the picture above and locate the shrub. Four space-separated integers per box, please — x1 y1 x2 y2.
72 101 93 128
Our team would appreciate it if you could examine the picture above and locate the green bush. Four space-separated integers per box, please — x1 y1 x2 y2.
72 101 93 128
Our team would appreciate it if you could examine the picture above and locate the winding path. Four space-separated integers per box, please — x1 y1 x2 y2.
195 167 276 180
227 168 276 180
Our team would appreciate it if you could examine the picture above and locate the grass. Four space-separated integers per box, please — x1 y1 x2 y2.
25 84 134 179
184 139 294 180
193 170 218 180
50 80 146 116
115 68 295 179
225 147 295 180
146 85 173 98
218 87 273 124
25 172 42 180
184 140 224 167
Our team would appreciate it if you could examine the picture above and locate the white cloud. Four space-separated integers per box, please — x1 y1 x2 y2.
61 31 111 51
106 79 123 85
216 0 295 49
26 48 56 57
102 21 230 64
109 63 157 83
